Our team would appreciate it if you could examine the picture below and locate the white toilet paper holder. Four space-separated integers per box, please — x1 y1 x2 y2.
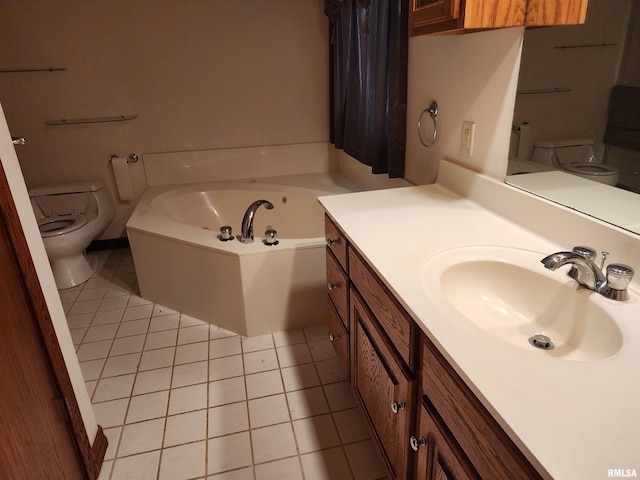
108 153 138 164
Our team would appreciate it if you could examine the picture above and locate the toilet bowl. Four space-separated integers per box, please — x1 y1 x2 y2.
530 138 619 186
29 182 114 289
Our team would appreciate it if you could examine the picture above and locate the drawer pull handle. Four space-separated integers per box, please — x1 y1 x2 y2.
328 282 338 290
329 333 335 342
391 401 406 414
326 238 337 247
410 435 426 451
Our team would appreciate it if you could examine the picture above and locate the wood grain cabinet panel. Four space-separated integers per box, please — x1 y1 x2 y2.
421 337 543 480
351 289 416 480
349 248 414 367
413 401 480 480
526 0 588 26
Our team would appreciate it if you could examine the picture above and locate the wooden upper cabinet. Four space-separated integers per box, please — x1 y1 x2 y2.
410 0 527 36
410 0 588 36
526 0 588 26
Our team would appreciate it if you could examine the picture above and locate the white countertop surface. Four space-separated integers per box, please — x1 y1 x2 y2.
318 164 640 480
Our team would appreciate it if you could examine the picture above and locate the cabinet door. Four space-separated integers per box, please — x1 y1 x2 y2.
411 0 460 25
351 289 415 479
413 402 480 480
410 0 461 35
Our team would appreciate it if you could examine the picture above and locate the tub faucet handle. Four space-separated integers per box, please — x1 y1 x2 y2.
219 226 234 241
264 229 279 246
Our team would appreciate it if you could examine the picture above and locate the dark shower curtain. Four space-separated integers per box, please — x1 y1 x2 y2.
325 0 408 178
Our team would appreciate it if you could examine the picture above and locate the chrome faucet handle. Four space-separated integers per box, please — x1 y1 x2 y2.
603 264 635 301
568 246 599 286
571 246 597 260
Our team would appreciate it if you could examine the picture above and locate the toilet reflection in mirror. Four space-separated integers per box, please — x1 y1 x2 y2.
506 0 640 234
509 138 619 186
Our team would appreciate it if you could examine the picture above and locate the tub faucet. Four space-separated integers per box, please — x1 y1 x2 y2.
541 246 634 301
241 200 274 243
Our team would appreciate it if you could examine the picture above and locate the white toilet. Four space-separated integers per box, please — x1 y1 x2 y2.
29 182 114 289
530 138 619 186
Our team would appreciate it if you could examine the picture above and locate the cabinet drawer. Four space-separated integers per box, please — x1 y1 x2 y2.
349 248 413 367
326 251 348 329
327 300 349 376
325 214 348 271
421 336 542 480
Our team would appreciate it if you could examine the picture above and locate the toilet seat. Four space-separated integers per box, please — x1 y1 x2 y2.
562 162 617 176
561 163 619 186
38 214 88 238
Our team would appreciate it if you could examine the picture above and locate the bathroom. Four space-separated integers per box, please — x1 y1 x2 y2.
1 0 639 479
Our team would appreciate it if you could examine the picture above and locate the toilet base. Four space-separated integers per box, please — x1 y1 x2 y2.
50 252 96 289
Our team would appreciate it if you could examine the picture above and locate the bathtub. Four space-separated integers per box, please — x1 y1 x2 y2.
126 172 358 336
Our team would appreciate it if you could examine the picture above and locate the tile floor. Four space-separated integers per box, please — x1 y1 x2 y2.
60 249 388 480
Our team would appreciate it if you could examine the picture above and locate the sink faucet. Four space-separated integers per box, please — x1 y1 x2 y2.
541 246 635 301
240 200 274 243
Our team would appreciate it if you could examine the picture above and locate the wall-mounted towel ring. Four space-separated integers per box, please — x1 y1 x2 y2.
418 101 438 148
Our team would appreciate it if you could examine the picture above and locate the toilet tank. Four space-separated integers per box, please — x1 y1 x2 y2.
531 138 595 166
28 182 104 218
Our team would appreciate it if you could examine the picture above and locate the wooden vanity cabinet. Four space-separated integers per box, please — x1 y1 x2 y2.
410 0 588 36
323 215 542 479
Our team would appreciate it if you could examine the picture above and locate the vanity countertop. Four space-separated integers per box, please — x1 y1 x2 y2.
318 161 640 480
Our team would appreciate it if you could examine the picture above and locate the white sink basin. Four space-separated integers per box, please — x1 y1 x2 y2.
422 246 624 361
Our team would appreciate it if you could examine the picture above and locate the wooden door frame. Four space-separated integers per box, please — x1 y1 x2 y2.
0 162 107 479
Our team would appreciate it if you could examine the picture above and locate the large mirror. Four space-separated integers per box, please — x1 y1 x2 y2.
506 0 640 235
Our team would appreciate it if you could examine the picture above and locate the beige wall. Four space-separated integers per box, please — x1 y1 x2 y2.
404 27 524 185
1 1 527 237
0 1 329 238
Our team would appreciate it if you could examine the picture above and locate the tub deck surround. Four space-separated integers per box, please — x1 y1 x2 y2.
318 160 640 480
142 142 337 187
127 172 359 337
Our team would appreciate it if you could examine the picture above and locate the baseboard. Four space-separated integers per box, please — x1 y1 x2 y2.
87 237 130 252
87 426 108 480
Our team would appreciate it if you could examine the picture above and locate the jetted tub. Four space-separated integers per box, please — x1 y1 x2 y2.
126 172 357 336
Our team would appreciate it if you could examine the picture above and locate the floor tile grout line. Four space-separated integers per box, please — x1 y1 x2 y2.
66 249 389 480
